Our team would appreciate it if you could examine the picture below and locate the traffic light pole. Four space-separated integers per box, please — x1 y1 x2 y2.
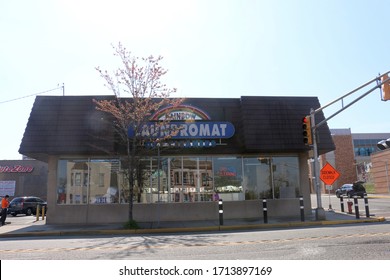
310 108 326 220
310 71 390 221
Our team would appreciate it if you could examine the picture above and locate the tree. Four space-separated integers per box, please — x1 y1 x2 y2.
94 42 184 222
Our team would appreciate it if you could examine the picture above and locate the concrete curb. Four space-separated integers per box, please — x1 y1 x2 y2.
0 217 386 238
366 195 390 199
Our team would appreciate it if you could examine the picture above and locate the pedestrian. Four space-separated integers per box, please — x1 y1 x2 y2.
213 191 219 201
1 195 10 226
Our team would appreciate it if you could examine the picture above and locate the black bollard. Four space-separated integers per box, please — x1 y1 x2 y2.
262 199 268 224
218 199 223 226
353 196 360 219
340 196 344 212
364 193 370 218
299 196 305 222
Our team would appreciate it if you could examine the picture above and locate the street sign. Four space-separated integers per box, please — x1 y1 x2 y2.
325 185 333 190
320 162 340 185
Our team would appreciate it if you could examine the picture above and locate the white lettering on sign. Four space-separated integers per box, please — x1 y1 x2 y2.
151 104 211 121
0 181 16 196
0 165 34 173
178 123 227 137
168 111 198 120
138 122 235 139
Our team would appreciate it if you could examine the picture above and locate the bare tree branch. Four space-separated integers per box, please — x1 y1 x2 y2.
94 42 184 222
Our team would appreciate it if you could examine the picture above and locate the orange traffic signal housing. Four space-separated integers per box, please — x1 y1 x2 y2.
302 115 312 145
381 74 390 101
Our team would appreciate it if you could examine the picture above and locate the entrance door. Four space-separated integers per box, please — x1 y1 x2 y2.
170 157 213 202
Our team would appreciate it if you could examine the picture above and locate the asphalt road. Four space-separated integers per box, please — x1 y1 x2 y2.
0 220 389 260
312 194 390 219
1 195 389 260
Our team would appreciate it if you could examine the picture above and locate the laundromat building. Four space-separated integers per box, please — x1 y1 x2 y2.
19 95 335 224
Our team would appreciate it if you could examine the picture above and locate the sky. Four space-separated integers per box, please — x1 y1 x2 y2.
1 0 390 160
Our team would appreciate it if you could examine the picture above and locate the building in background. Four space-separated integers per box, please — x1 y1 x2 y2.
371 149 390 193
0 160 48 200
321 129 390 193
321 129 356 190
353 132 390 184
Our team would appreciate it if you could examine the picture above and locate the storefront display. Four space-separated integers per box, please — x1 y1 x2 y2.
19 95 334 224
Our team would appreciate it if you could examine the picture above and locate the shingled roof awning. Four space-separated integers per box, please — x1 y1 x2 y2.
19 95 334 162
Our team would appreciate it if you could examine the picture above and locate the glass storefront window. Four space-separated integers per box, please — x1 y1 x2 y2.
243 157 271 199
148 157 169 202
168 157 213 202
57 159 121 205
170 157 182 202
57 159 89 204
243 156 299 199
213 157 243 201
57 155 300 204
89 159 120 204
272 157 299 198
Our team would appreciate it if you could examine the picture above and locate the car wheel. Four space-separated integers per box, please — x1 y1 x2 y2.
348 193 353 198
336 193 340 198
11 213 17 217
26 208 33 216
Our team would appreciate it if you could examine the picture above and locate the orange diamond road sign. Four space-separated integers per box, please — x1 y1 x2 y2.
320 162 340 185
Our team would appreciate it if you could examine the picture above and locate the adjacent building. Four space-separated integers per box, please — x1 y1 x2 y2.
0 160 48 200
322 129 390 193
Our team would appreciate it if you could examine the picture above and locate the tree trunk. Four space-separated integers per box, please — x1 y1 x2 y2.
127 140 134 221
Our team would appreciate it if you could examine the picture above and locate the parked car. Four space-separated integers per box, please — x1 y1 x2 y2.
335 182 366 198
335 184 353 198
8 196 47 216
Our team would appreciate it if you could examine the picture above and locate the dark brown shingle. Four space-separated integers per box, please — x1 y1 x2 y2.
19 95 334 161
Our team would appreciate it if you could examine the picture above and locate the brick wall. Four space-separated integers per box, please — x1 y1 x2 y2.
333 135 356 187
371 150 390 193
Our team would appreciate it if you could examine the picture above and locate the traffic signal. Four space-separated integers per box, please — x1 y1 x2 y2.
377 138 390 150
302 115 312 145
381 74 390 101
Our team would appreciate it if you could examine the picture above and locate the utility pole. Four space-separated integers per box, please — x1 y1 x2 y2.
310 71 390 220
311 108 325 220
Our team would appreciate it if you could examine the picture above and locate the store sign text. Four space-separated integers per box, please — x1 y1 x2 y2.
129 121 235 139
145 140 217 148
219 166 237 177
0 165 34 173
151 104 211 121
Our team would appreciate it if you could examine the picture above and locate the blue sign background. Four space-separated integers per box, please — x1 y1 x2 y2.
128 121 235 139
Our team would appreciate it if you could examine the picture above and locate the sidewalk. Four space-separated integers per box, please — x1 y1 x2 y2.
0 209 386 238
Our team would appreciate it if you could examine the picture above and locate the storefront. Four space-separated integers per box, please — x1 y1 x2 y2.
19 95 334 224
0 160 48 200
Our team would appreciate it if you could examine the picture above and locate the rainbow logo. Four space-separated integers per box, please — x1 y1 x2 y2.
151 104 211 121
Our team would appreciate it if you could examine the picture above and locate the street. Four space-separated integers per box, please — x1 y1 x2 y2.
312 194 390 219
0 222 389 260
0 195 389 260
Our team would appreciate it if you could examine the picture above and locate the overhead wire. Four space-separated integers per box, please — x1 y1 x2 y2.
0 85 63 104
